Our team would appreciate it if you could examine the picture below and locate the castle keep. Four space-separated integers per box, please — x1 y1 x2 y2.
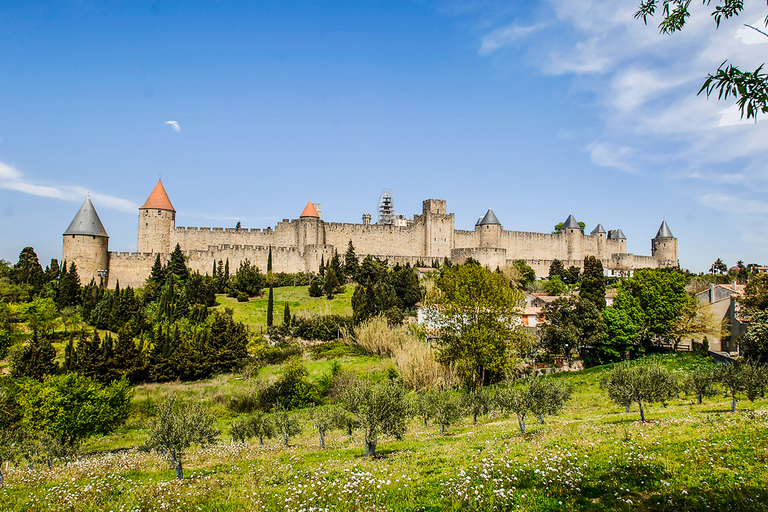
63 181 679 289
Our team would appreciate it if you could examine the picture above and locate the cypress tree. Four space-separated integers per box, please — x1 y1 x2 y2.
168 244 189 281
345 240 358 281
284 302 291 326
267 286 274 327
75 330 106 382
319 255 325 277
580 256 606 310
150 254 165 282
549 259 566 280
10 334 59 380
324 267 339 300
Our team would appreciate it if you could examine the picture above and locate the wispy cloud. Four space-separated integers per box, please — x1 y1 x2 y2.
587 142 635 172
700 193 768 215
0 161 138 212
165 120 181 132
479 22 545 55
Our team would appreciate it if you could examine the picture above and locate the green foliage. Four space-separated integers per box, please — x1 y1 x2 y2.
167 244 189 282
15 297 58 337
10 247 45 295
145 394 219 479
283 301 291 326
580 256 606 310
541 297 606 366
543 275 567 296
635 0 768 120
548 259 566 280
237 291 249 302
230 259 265 297
741 273 768 316
432 391 463 435
430 263 527 389
324 267 340 299
605 268 689 353
461 387 492 424
230 412 274 445
266 286 274 326
341 377 408 456
344 240 359 281
512 260 536 288
16 373 133 445
742 310 768 364
682 362 719 404
309 405 338 448
273 406 302 446
291 314 351 342
601 359 677 422
258 358 321 411
552 222 586 234
10 335 59 380
718 360 768 412
308 278 323 298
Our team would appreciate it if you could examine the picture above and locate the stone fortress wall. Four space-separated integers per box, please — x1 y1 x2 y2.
64 181 679 289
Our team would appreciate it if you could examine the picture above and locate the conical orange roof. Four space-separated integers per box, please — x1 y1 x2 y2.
140 180 175 211
300 201 320 218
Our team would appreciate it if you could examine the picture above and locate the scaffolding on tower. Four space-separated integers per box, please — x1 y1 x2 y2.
378 190 394 225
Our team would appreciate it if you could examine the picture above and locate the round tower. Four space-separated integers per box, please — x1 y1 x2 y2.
297 201 325 249
477 208 502 248
138 180 176 254
651 220 678 267
562 214 582 262
63 196 109 285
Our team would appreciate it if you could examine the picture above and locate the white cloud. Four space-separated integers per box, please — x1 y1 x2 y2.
479 23 545 55
587 142 634 171
736 19 768 45
165 120 181 132
0 161 138 212
700 193 768 215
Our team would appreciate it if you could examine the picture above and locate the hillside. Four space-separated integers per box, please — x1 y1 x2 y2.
3 353 768 511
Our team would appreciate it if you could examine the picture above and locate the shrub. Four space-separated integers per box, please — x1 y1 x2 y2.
237 292 249 302
393 337 455 391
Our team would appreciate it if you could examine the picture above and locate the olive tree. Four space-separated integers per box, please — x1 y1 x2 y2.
461 387 492 425
718 360 768 412
682 363 719 404
341 378 408 457
145 394 220 480
431 391 463 435
273 406 302 446
601 360 677 422
527 376 574 424
309 406 338 448
494 380 533 435
229 412 274 445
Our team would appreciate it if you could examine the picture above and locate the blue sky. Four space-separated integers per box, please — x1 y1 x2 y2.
2 0 767 273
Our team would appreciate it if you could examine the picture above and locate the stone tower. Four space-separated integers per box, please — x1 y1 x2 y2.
138 180 175 254
422 199 453 258
651 220 678 267
477 208 502 248
562 214 581 261
63 196 109 285
297 201 325 249
591 223 607 259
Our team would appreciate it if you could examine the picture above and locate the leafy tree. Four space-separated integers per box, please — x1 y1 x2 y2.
580 256 606 310
230 259 265 297
344 240 359 281
73 330 107 382
461 387 491 425
527 376 573 424
606 268 689 351
562 266 581 285
57 262 81 309
429 263 526 389
16 373 133 447
145 394 220 479
742 310 768 364
273 406 302 446
682 362 719 404
230 412 274 445
636 0 768 119
308 277 323 298
309 406 337 448
341 378 408 456
717 360 767 412
411 389 435 427
670 299 718 352
432 391 463 435
324 267 340 299
258 358 320 410
11 335 59 380
711 258 728 275
11 247 45 294
16 297 58 337
601 360 677 422
548 259 566 280
495 379 534 435
541 297 605 366
543 275 567 296
740 272 768 315
512 260 536 289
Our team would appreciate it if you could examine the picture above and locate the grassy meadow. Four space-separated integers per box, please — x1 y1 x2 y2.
3 351 768 512
214 285 355 331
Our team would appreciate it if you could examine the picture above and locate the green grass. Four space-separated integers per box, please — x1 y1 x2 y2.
4 353 768 511
213 285 355 330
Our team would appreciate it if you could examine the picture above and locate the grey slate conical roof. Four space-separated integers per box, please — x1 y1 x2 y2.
478 208 501 226
63 197 108 237
608 228 626 240
562 214 579 230
591 223 606 235
655 220 674 238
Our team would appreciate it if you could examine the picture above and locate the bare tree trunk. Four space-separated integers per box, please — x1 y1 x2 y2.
517 414 526 435
364 439 376 457
638 401 645 423
259 436 264 446
175 461 184 480
625 404 630 413
440 423 445 435
319 431 325 449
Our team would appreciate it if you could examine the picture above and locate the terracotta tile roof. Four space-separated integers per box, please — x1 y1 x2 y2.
300 201 320 218
140 180 175 211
